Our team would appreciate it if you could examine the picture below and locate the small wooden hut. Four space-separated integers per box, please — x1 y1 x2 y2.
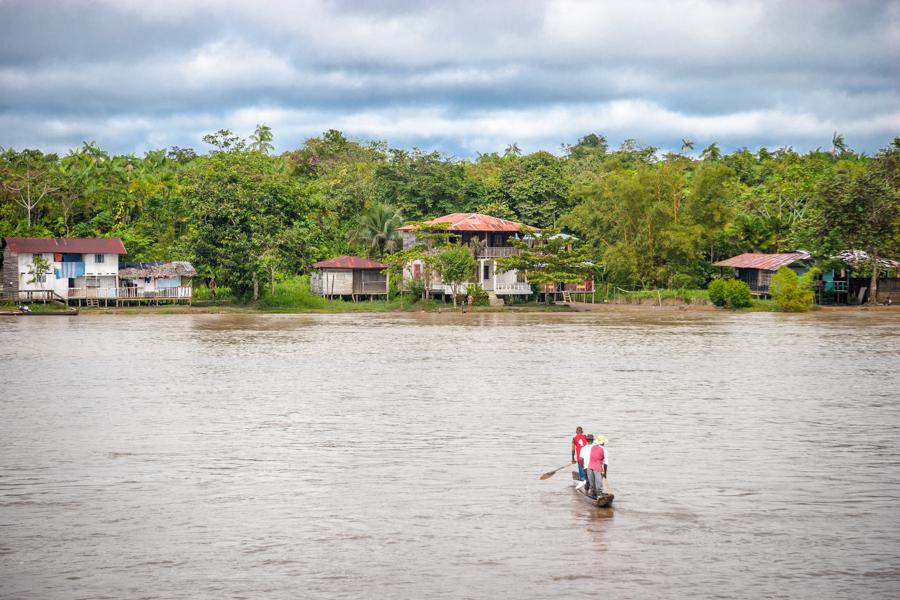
310 256 388 300
117 261 196 304
713 252 810 296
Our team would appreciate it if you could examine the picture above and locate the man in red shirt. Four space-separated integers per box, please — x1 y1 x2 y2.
571 426 587 481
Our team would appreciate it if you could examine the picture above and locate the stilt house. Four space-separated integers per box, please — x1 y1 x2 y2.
713 251 811 296
310 256 388 300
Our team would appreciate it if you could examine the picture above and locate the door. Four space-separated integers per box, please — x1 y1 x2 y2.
481 261 493 291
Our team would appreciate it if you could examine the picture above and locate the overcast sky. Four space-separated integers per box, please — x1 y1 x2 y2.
0 0 898 157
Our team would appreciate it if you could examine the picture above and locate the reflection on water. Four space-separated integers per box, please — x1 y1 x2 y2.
1 311 899 598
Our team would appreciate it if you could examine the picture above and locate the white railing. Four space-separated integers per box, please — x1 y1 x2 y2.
118 286 192 299
478 246 521 258
494 282 532 294
67 286 192 299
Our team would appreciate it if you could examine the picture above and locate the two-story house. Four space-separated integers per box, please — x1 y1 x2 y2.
1 237 127 304
397 213 536 301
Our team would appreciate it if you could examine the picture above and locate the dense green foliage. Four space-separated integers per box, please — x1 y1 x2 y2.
438 245 476 307
2 129 897 301
770 267 820 312
707 278 752 308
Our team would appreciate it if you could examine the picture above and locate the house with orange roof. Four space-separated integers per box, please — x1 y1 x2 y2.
398 213 536 302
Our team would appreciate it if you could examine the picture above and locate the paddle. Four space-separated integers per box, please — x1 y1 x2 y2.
540 463 573 480
602 474 613 496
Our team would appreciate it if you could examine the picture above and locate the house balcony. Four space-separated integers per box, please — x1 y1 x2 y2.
66 286 193 300
477 246 521 258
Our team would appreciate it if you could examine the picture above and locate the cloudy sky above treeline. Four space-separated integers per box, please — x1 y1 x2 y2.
1 0 898 156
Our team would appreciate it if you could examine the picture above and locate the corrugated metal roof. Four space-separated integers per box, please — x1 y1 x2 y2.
713 252 810 270
312 256 387 270
119 261 197 279
2 237 127 254
397 213 536 232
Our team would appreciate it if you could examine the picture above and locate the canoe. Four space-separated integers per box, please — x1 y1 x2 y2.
572 472 614 507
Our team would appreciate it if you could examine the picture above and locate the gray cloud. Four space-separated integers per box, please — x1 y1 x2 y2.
0 0 897 156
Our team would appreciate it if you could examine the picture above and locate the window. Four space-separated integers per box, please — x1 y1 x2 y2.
483 263 491 280
95 254 105 264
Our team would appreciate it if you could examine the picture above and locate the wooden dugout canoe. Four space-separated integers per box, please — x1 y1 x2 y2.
572 472 614 507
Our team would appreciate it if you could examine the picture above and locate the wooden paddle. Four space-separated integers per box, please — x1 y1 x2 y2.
540 463 574 480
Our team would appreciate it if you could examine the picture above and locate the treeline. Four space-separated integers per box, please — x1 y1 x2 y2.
1 128 897 298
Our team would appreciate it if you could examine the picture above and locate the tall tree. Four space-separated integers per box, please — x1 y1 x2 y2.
817 144 900 303
249 124 275 154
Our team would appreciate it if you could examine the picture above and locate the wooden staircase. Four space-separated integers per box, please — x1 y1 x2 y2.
561 291 573 304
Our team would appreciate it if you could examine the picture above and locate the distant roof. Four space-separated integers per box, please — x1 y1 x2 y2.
312 256 387 270
397 213 537 232
713 251 810 271
2 237 127 254
119 261 197 279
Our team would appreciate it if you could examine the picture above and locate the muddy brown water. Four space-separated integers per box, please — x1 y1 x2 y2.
2 311 899 599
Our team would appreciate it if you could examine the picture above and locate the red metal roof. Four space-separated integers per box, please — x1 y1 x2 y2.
2 237 127 254
713 252 810 271
397 213 536 232
312 256 387 270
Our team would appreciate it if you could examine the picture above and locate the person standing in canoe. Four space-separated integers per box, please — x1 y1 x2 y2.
571 426 588 481
579 434 606 499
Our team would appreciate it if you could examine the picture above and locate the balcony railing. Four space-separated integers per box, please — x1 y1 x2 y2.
494 282 532 294
67 286 193 299
477 246 521 258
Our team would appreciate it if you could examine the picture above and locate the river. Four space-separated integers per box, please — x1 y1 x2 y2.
1 310 899 599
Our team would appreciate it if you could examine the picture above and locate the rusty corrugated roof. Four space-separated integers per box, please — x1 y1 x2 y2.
398 213 536 232
713 252 810 270
312 256 387 270
2 237 127 254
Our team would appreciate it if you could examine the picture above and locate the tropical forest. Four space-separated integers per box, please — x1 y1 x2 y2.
1 127 898 305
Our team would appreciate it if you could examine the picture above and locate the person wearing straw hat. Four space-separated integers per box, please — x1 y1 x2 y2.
580 434 607 498
595 435 609 494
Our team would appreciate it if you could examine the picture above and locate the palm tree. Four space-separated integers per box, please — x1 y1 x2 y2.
831 132 847 158
680 138 695 154
354 204 404 258
700 143 722 161
249 123 275 154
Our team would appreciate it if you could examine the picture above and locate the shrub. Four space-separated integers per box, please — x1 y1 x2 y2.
771 267 819 312
723 279 752 308
707 278 752 308
707 278 727 306
465 284 489 306
406 277 427 302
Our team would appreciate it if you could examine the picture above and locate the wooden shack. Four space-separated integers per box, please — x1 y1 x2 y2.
713 252 810 296
310 256 388 300
118 261 196 304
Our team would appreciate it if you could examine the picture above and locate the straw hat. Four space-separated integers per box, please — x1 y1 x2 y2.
594 435 608 445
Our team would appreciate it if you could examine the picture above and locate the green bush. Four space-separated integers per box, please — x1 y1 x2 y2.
707 278 752 308
708 278 727 306
771 267 819 312
465 284 489 306
406 277 427 302
724 279 752 308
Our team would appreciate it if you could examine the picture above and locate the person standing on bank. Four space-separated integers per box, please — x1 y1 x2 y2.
571 426 588 481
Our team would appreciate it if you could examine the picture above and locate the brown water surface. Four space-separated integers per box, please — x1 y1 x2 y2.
1 311 899 598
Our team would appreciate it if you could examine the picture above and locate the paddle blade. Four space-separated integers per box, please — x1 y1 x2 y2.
539 471 556 480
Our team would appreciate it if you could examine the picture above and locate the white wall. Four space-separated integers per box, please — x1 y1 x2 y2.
84 253 119 276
